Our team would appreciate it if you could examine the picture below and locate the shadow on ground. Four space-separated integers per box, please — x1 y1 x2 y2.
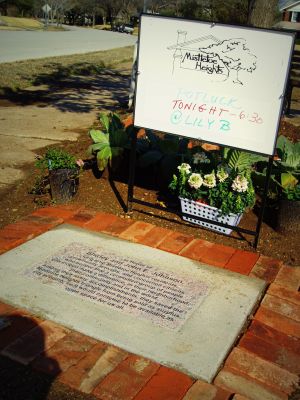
0 313 97 400
0 63 131 113
0 355 97 400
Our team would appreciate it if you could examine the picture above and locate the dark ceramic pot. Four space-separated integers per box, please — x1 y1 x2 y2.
49 168 79 203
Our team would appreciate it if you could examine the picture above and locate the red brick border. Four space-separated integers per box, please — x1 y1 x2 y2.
0 205 299 399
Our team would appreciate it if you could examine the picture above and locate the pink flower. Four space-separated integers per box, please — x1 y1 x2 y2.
76 159 84 167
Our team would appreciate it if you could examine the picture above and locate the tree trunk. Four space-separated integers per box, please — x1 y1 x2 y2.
248 0 278 28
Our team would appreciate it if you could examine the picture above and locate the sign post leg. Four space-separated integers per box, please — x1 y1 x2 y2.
127 129 138 213
254 155 274 249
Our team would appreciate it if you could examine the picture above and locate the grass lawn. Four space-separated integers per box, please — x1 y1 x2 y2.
0 16 67 31
0 16 44 30
0 46 134 93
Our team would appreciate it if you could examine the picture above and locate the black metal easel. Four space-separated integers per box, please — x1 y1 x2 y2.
126 128 274 249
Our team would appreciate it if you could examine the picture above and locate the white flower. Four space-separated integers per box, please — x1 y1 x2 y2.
216 168 229 182
193 152 210 164
188 173 203 189
203 172 216 188
232 175 249 192
177 163 191 174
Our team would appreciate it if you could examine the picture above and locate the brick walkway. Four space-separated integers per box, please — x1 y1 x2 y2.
0 204 299 400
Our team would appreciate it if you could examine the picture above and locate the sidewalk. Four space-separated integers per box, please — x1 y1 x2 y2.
0 204 299 400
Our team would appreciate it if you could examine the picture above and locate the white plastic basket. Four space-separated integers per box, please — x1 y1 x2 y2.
179 197 242 235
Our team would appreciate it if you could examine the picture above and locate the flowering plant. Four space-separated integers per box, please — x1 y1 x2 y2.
169 151 256 215
36 148 82 171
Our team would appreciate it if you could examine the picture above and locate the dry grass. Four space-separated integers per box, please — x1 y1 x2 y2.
94 24 112 30
0 16 68 31
0 46 134 92
0 16 43 30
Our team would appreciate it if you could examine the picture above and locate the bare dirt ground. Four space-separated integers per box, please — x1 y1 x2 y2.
0 61 299 266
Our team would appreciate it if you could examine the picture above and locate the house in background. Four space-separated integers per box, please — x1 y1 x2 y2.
279 1 300 22
275 1 300 36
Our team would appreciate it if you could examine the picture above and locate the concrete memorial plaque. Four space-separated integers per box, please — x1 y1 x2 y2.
24 242 209 329
0 225 266 381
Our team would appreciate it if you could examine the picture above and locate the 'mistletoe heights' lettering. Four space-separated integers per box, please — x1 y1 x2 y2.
182 52 225 75
24 243 209 329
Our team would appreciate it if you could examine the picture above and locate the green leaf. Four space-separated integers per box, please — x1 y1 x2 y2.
276 135 291 156
89 129 109 144
138 150 163 168
88 142 108 155
111 113 123 130
111 128 129 148
136 138 150 154
222 147 230 159
111 147 124 158
276 135 300 168
225 149 265 172
96 146 112 171
99 113 110 133
158 138 180 155
281 172 298 190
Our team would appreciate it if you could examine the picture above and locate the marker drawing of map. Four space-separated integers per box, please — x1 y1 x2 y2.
167 32 257 85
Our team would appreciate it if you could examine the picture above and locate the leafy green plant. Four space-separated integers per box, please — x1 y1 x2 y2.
256 135 300 201
221 147 266 172
277 135 300 170
169 150 256 215
136 131 190 190
29 175 49 195
274 135 300 199
88 113 131 171
137 132 187 167
35 147 78 171
284 184 300 200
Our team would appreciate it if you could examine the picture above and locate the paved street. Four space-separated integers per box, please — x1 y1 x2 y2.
0 25 137 63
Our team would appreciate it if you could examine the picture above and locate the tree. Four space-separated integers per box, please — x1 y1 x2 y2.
98 0 123 24
145 0 179 14
179 0 202 19
119 0 139 23
78 0 101 26
1 0 35 16
209 0 249 24
0 0 8 15
45 0 75 25
15 0 34 16
247 0 279 28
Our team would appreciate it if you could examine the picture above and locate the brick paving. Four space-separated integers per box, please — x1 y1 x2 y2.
0 205 299 400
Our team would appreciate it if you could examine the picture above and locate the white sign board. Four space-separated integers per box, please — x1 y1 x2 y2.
133 15 294 155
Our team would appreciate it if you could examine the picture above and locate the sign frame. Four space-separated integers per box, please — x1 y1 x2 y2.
127 14 296 248
133 14 295 157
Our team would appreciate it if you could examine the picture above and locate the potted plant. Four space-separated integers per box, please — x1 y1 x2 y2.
36 147 83 203
169 149 256 234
